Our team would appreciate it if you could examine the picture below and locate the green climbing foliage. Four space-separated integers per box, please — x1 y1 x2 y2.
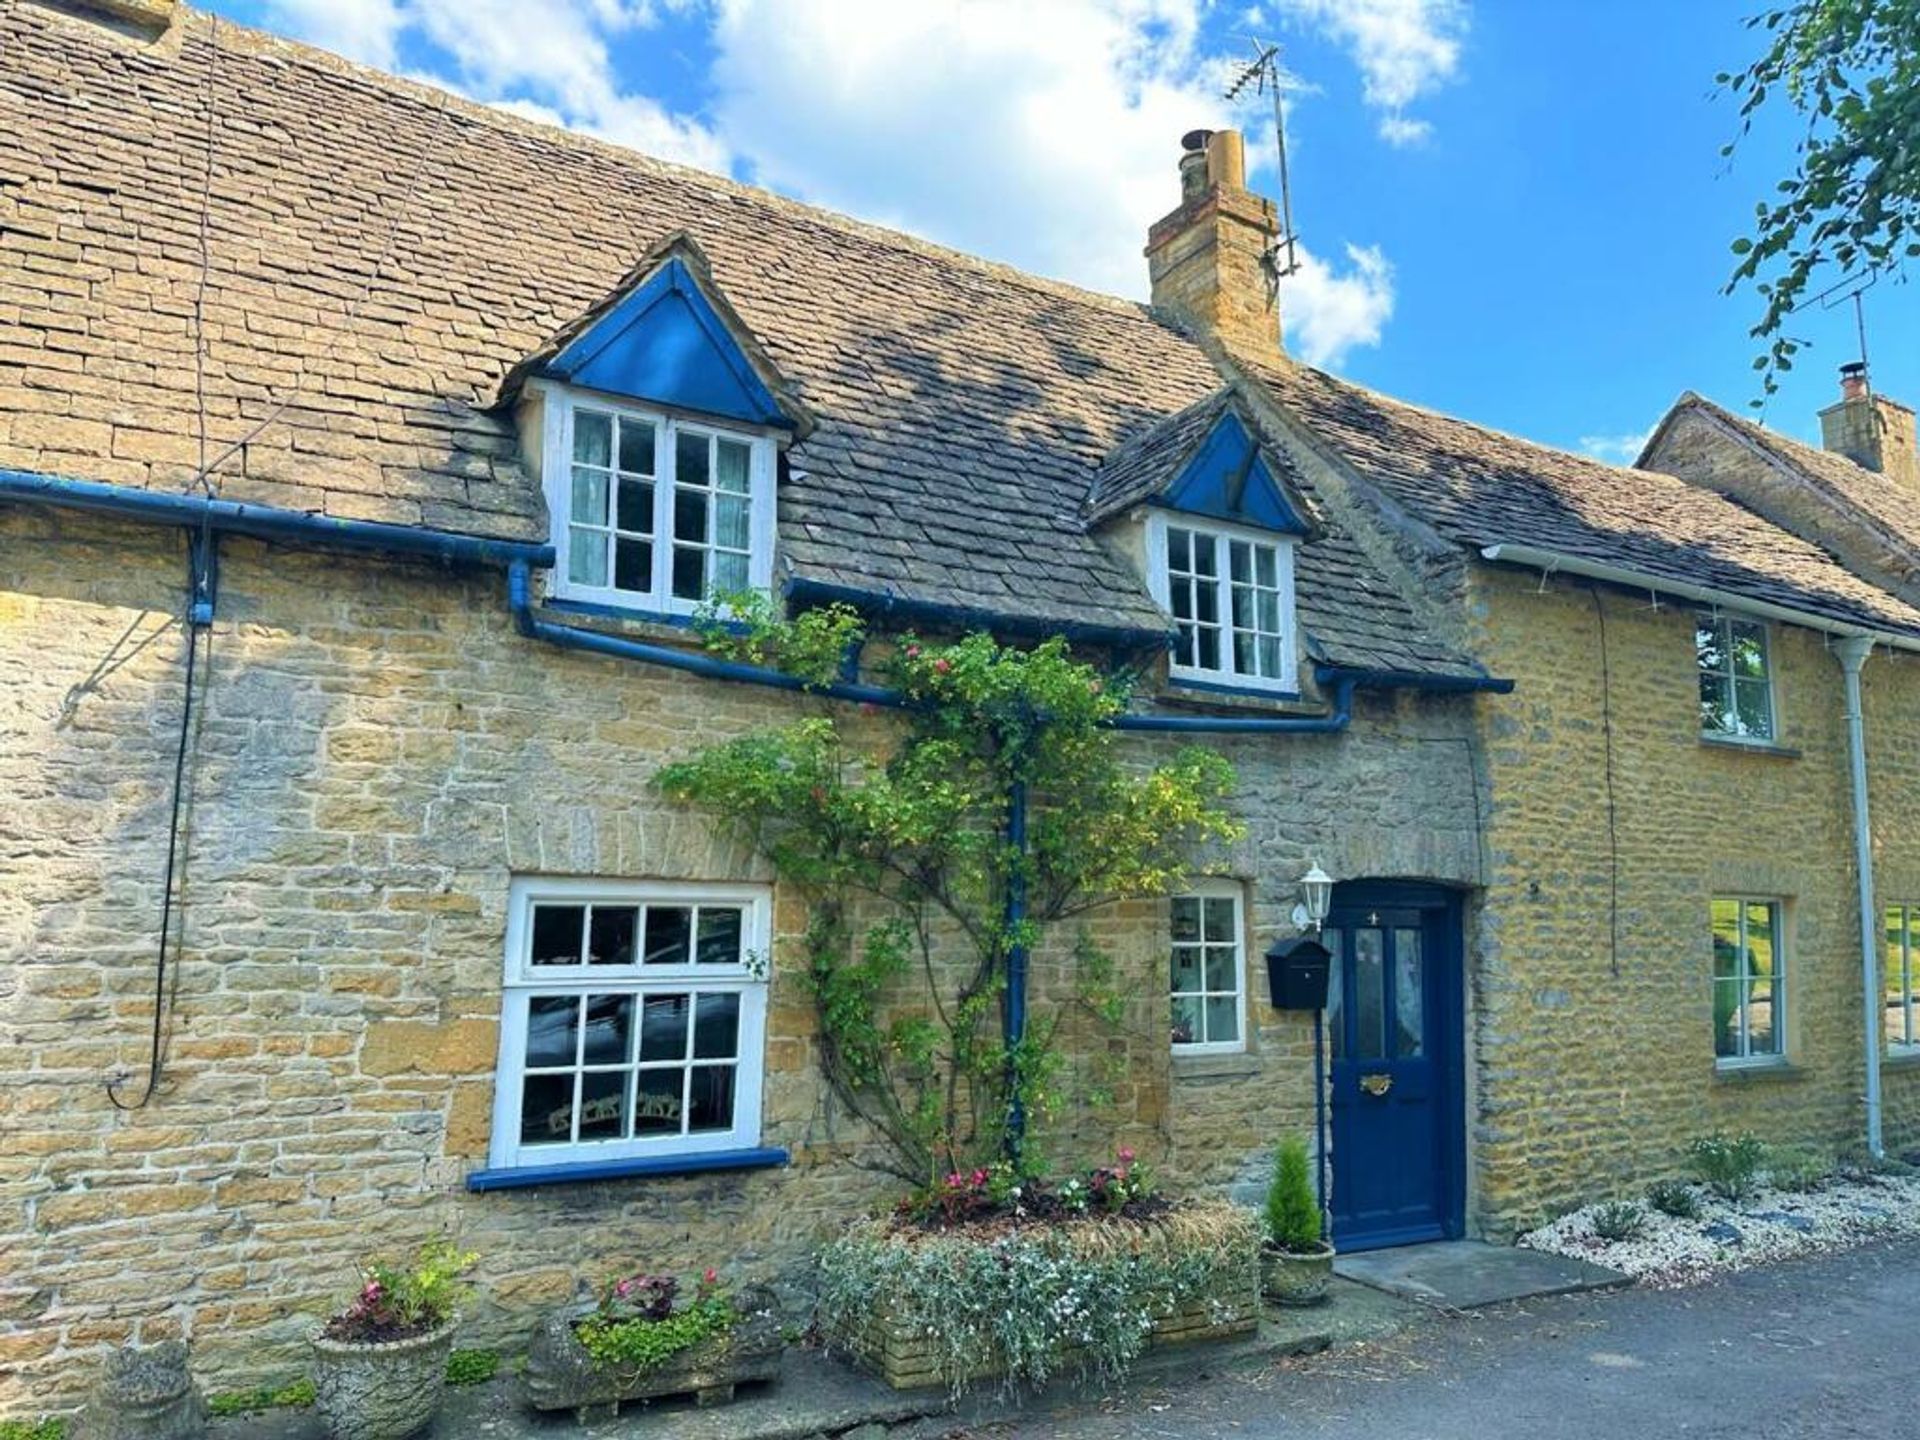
656 612 1241 1183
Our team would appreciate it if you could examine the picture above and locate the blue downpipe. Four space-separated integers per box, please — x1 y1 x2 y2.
1005 777 1030 1162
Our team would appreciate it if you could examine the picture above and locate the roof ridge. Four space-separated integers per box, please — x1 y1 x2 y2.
175 6 1173 330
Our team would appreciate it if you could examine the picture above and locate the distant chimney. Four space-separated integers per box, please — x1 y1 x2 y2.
1145 129 1282 354
1820 363 1918 491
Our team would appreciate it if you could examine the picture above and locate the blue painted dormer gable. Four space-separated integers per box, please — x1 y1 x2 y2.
499 233 813 437
1158 410 1309 534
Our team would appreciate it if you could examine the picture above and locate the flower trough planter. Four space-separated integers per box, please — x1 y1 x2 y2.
522 1285 783 1423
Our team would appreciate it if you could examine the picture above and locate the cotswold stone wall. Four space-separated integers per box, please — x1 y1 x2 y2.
1467 566 1920 1234
0 508 1483 1416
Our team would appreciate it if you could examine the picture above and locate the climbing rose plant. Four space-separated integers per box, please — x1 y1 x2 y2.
657 598 1241 1182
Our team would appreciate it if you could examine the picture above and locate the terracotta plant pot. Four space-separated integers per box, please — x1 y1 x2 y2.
309 1317 457 1440
1260 1241 1336 1307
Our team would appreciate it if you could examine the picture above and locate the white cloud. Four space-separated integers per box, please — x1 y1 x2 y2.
1278 242 1394 366
1578 429 1654 466
261 0 403 68
1271 0 1465 143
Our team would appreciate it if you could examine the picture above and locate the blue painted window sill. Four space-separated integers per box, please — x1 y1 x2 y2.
1165 677 1304 704
466 1147 789 1192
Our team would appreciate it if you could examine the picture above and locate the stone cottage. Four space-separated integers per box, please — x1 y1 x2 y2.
3 0 1919 1415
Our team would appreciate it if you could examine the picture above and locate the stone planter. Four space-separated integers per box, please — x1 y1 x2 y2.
523 1285 782 1423
309 1317 456 1440
1260 1241 1336 1307
76 1340 206 1440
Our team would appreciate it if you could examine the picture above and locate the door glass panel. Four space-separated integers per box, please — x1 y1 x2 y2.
1353 928 1385 1060
1393 926 1424 1058
1324 929 1344 1060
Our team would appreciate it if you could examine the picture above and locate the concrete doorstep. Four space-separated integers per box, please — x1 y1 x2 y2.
1333 1240 1633 1311
206 1280 1423 1439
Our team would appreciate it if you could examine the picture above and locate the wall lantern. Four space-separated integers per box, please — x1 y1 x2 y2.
1290 862 1334 932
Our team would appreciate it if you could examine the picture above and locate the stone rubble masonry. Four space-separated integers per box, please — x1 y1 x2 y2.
0 506 1483 1415
1465 565 1920 1233
1820 390 1918 493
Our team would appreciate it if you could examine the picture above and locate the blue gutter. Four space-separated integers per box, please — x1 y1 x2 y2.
1315 663 1514 696
0 469 555 571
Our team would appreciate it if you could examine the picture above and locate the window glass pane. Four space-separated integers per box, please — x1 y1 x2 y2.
716 438 751 494
633 1070 683 1134
581 994 634 1065
695 907 744 965
531 905 585 966
1711 899 1741 1055
1170 578 1193 622
644 907 692 965
568 528 607 588
616 479 653 534
694 993 741 1058
639 992 690 1060
1886 907 1907 1046
1196 626 1220 670
1167 528 1190 571
1734 679 1773 739
1204 996 1239 1045
1745 902 1776 986
588 906 636 966
688 1065 736 1132
614 538 651 593
1258 635 1282 678
1696 617 1726 673
1203 897 1235 942
525 995 579 1068
1747 977 1777 1055
1203 945 1237 992
1229 541 1251 583
1233 631 1255 673
1170 993 1201 1046
672 545 707 601
1353 928 1385 1060
577 1070 629 1141
712 551 749 594
1255 546 1278 587
676 430 710 488
1394 927 1424 1058
618 419 655 475
520 1072 575 1146
572 409 612 467
1713 979 1743 1058
1193 536 1217 578
1170 945 1202 993
1699 673 1731 734
1729 623 1768 678
675 487 708 543
571 467 609 525
1170 896 1200 942
1195 580 1219 625
715 494 751 551
1172 623 1195 668
1324 929 1344 1060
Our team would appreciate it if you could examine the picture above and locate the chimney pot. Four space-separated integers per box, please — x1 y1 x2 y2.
1840 362 1870 401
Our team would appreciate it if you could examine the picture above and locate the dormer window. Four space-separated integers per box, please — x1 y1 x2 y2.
1147 512 1298 692
550 392 775 614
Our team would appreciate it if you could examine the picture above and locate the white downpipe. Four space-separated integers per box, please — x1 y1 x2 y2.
1837 635 1884 1158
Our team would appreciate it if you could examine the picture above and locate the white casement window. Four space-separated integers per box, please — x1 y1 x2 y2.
1145 513 1298 692
1711 897 1785 1065
1169 882 1247 1054
1696 614 1776 742
544 391 777 615
487 878 771 1171
1886 904 1920 1053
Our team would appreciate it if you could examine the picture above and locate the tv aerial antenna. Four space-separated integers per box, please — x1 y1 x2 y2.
1795 270 1880 385
1224 41 1300 283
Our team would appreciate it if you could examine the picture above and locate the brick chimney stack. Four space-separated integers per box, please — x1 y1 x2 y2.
1820 362 1918 491
1145 129 1282 354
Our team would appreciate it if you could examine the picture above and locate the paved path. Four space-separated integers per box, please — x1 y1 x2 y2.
983 1237 1920 1440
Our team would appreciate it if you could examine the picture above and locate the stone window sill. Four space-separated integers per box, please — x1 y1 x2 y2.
465 1147 789 1192
1171 1051 1263 1082
1712 1059 1802 1085
1699 734 1801 760
1883 1049 1920 1071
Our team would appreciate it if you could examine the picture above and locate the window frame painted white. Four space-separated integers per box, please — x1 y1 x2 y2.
1711 895 1787 1069
1696 612 1778 744
486 876 772 1172
540 387 779 617
1168 879 1250 1056
1143 511 1299 694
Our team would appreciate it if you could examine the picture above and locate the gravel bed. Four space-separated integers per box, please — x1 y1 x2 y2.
1518 1169 1920 1287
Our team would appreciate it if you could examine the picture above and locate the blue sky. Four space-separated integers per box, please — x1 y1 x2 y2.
214 0 1916 461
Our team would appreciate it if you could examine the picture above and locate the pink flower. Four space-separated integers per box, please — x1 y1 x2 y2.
703 1268 718 1286
945 1173 963 1187
905 645 922 660
615 1279 633 1298
933 658 952 674
1118 1147 1135 1163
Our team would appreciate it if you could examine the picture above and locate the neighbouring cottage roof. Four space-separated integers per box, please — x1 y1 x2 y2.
1641 393 1920 590
0 3 1491 678
1232 352 1920 640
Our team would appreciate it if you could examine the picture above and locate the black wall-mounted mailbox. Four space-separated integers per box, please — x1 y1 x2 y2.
1265 935 1331 1011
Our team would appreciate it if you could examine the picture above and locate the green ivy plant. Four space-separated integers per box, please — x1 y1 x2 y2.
660 605 1241 1181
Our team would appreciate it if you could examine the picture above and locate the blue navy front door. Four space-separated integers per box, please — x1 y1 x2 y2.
1324 885 1463 1251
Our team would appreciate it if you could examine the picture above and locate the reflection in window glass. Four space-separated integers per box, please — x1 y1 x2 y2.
1712 897 1785 1061
1393 927 1424 1058
1885 904 1920 1050
1353 929 1385 1060
1697 615 1775 741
